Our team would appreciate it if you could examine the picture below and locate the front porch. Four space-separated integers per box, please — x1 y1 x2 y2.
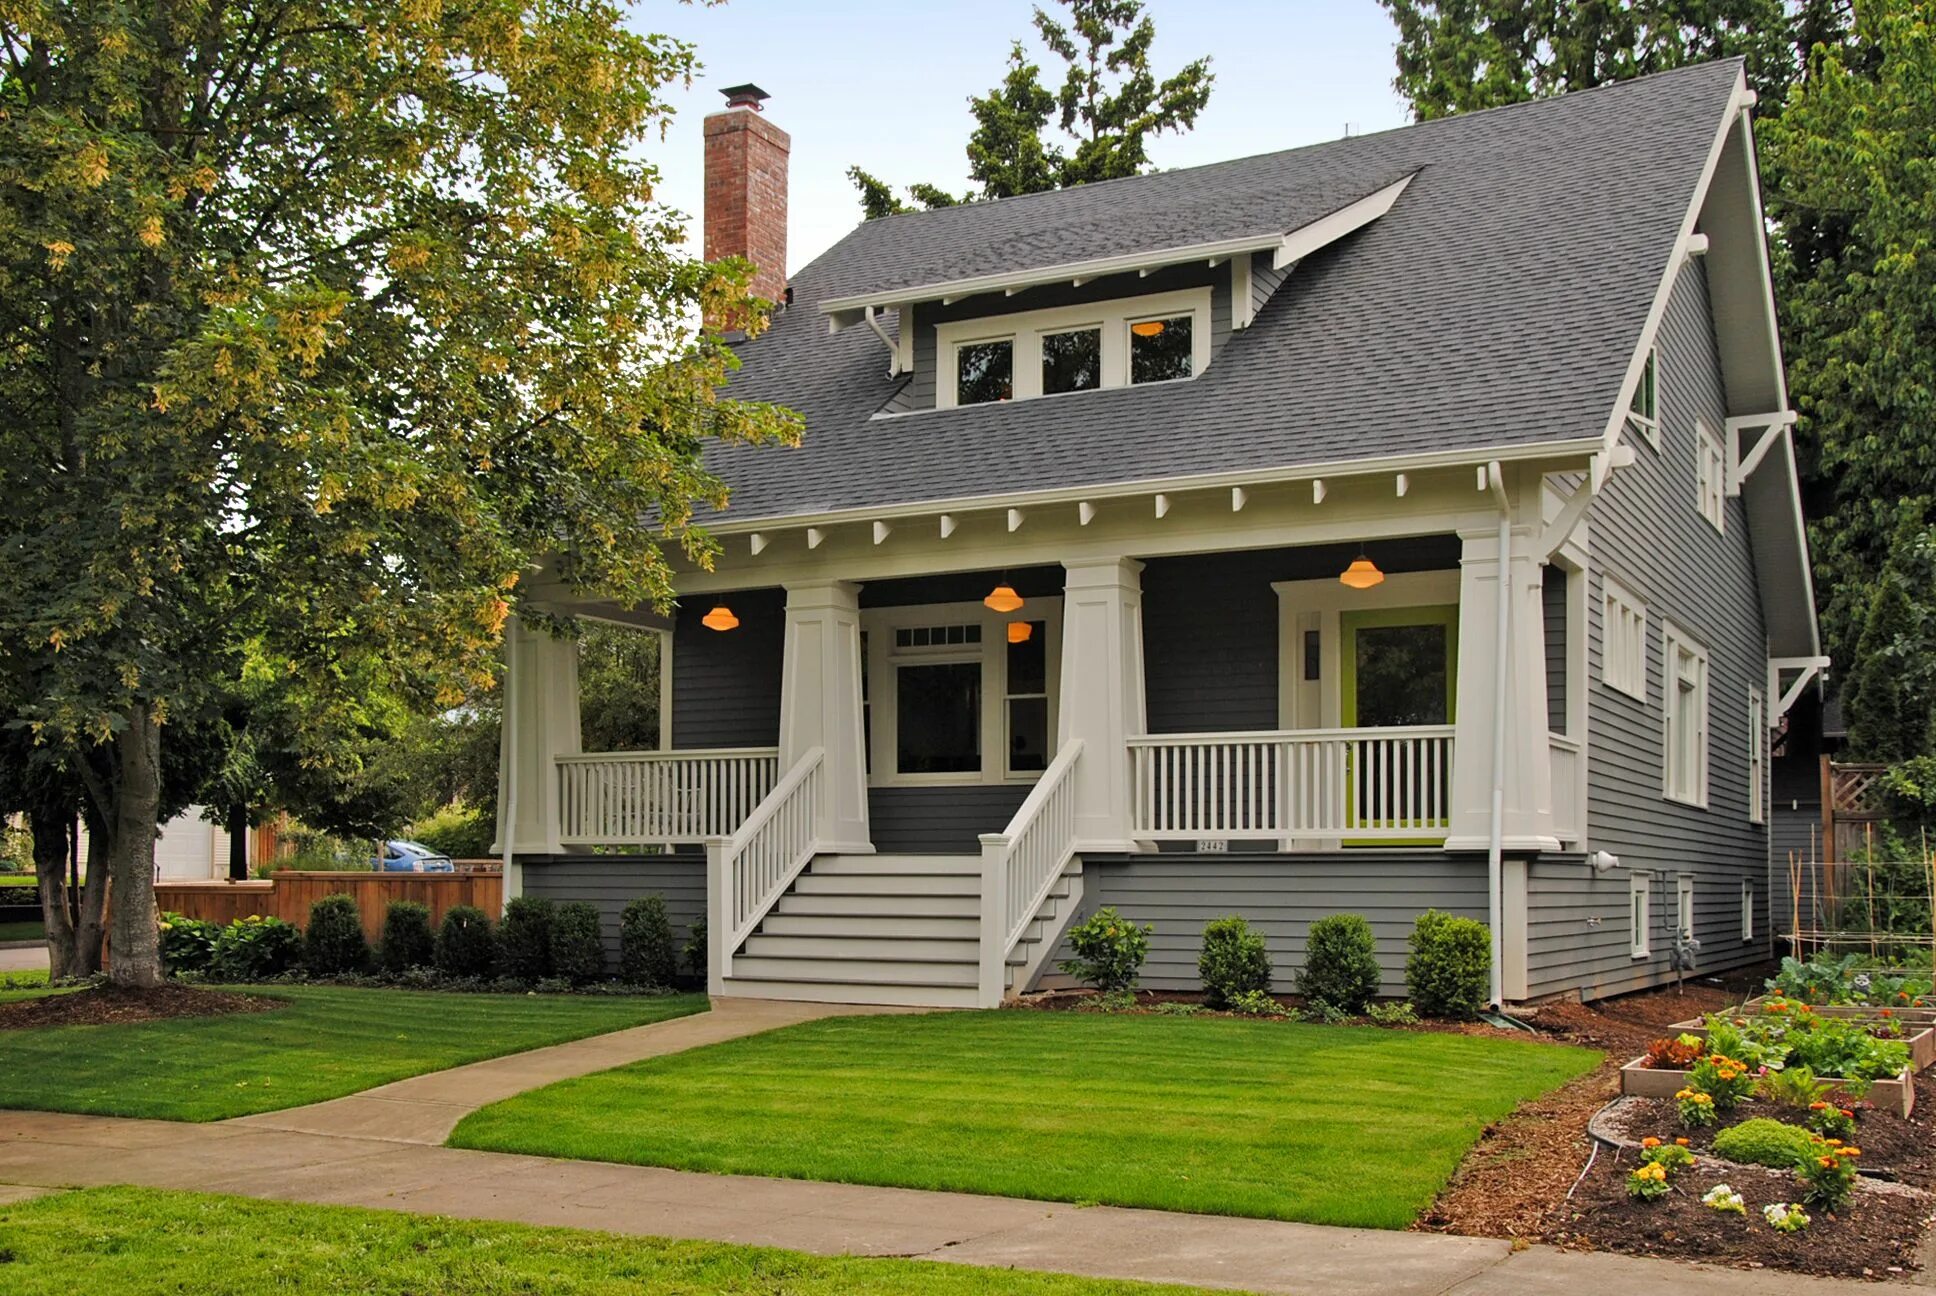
500 470 1593 1006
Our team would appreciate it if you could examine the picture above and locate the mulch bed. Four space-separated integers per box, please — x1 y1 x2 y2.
0 983 284 1030
1419 977 1936 1280
1014 987 1530 1039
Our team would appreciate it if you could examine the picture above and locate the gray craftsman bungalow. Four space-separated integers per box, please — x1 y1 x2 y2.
497 60 1823 1007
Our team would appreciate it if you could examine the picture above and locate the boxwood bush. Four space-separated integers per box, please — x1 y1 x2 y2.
1405 909 1492 1019
379 900 437 974
620 894 678 987
683 917 707 981
434 904 497 979
1298 913 1380 1013
550 901 605 985
303 894 371 975
1198 915 1272 1009
496 895 554 982
1713 1117 1817 1169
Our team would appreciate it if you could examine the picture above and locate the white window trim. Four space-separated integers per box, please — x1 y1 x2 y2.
1676 874 1695 944
1747 686 1766 824
1630 873 1652 959
1662 620 1710 808
1627 347 1660 448
1601 577 1647 701
1697 419 1725 533
1741 878 1755 942
862 598 1062 788
934 288 1213 410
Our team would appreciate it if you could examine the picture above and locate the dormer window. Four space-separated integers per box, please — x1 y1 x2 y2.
935 288 1211 410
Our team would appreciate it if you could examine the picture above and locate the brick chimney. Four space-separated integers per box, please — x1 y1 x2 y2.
704 84 789 312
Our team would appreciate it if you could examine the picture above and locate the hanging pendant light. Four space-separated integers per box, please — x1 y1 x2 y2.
1007 621 1034 644
1130 319 1166 337
1339 551 1385 590
701 604 740 631
984 582 1024 614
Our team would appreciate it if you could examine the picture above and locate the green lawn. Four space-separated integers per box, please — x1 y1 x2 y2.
0 919 44 942
0 984 707 1121
0 970 52 1002
452 1011 1600 1229
0 1187 1222 1296
0 874 37 886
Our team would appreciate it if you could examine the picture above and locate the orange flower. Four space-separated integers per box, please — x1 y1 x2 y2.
1838 1147 1861 1158
1675 1138 1690 1147
1810 1101 1829 1111
1817 1156 1835 1169
1642 1137 1661 1149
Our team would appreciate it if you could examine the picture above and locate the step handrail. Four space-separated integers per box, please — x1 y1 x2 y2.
705 746 824 986
976 738 1084 1007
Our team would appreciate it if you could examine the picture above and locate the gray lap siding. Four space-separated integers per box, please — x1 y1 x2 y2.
519 854 705 967
1054 852 1488 998
1531 261 1772 1000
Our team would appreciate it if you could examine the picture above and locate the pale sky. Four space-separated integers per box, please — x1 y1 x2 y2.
639 0 1412 274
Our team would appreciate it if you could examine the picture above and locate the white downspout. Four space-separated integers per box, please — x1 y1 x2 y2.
1485 462 1511 1009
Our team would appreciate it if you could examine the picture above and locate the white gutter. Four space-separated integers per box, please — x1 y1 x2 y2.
1485 461 1510 1009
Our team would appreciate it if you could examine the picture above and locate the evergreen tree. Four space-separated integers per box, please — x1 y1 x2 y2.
848 0 1212 217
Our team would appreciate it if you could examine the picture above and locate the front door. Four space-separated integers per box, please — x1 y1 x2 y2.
1340 605 1458 838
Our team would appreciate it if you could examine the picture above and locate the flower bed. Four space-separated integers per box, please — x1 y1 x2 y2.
1669 1012 1936 1071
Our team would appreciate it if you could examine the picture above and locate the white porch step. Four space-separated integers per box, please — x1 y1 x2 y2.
730 955 979 987
714 978 984 1008
739 934 979 962
810 854 979 876
760 912 977 939
793 871 980 897
773 891 980 918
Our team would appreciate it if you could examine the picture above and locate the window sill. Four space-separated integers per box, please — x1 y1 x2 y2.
1663 792 1709 811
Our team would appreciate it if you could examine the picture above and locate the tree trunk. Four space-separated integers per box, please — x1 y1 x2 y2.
227 803 249 881
71 815 109 976
30 806 80 980
106 709 164 988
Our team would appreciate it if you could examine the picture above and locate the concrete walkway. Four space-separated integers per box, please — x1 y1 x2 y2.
0 997 1925 1294
0 944 49 973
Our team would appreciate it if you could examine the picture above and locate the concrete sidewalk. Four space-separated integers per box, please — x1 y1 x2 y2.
0 944 49 973
0 996 1924 1294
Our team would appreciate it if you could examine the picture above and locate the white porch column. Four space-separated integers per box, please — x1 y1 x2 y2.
1446 526 1559 853
494 617 583 903
778 580 871 854
1059 558 1147 852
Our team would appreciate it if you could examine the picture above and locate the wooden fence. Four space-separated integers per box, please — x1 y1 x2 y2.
157 869 502 944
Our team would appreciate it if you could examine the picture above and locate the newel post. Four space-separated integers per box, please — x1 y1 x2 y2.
705 836 732 992
976 833 1010 1008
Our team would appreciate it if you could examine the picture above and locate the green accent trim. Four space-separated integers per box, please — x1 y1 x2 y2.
1339 604 1459 844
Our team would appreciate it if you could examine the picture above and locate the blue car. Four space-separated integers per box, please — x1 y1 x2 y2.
371 841 455 873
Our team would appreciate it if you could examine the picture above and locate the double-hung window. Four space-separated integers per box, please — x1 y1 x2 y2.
1662 622 1709 806
936 289 1212 409
1697 420 1725 531
1602 578 1646 700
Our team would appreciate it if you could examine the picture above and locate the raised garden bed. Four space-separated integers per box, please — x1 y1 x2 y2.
1669 1013 1936 1071
1618 1053 1917 1117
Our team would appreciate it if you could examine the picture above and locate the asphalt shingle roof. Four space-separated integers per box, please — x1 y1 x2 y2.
707 59 1743 525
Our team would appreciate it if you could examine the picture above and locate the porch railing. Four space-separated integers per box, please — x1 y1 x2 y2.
707 746 823 980
1549 733 1583 843
555 747 779 846
977 739 1084 1005
1128 726 1457 842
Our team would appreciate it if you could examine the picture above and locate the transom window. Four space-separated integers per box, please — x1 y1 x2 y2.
935 289 1212 410
1663 621 1709 807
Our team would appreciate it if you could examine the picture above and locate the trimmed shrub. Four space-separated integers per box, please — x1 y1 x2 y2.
209 915 303 981
1058 906 1151 993
550 902 605 985
496 895 555 982
1198 916 1272 1009
1713 1117 1817 1170
158 912 220 975
683 918 707 981
379 901 437 975
1298 913 1380 1013
1405 909 1492 1019
304 894 371 975
620 894 679 987
435 904 497 979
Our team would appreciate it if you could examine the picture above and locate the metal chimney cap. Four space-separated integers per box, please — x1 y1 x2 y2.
719 84 770 111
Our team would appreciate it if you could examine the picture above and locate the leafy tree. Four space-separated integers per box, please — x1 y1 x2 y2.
0 3 799 985
1841 529 1936 762
849 0 1212 217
